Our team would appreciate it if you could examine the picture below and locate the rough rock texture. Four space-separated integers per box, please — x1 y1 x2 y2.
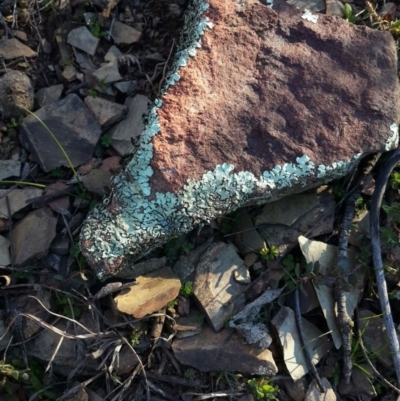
0 188 42 218
20 94 102 172
0 71 34 119
0 38 37 60
192 242 247 331
81 0 400 280
12 208 57 265
172 325 278 375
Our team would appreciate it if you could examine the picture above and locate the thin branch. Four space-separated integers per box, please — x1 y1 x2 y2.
370 148 400 384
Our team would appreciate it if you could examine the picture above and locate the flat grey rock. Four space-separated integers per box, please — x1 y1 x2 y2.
0 160 21 181
84 96 127 129
67 26 100 56
305 378 337 401
0 38 37 60
92 59 122 84
0 70 34 119
271 306 332 380
36 84 64 107
12 207 57 265
105 45 123 62
107 94 150 156
193 242 247 331
0 188 42 218
80 169 112 197
114 80 137 94
172 325 278 375
111 21 142 45
20 94 102 172
0 236 10 266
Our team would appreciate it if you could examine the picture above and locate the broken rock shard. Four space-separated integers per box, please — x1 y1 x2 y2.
80 0 400 280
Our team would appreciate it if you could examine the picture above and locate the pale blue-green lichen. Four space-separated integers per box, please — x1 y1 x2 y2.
301 9 319 23
386 123 399 151
80 0 395 279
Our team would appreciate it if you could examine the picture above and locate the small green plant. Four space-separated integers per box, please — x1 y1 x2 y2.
390 171 400 190
130 328 141 346
88 21 108 38
6 115 23 128
215 371 241 389
97 78 107 91
100 134 112 148
88 89 98 98
194 313 205 325
55 292 81 319
354 195 367 216
248 378 279 400
259 245 279 261
184 368 196 381
69 243 87 272
379 227 398 249
181 241 194 254
10 360 56 399
179 281 193 297
51 167 64 178
343 3 364 23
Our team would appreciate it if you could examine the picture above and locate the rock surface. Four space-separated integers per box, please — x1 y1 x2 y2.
67 26 100 56
0 160 21 181
0 38 37 60
111 21 142 45
172 325 278 375
271 306 332 380
84 96 127 128
0 71 34 119
20 94 102 172
0 188 42 218
81 0 400 279
36 84 64 107
113 266 181 318
12 207 57 265
193 241 247 331
107 94 150 156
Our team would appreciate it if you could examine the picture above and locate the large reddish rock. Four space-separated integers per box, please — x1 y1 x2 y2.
81 0 400 280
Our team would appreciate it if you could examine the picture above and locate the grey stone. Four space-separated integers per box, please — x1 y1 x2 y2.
55 23 74 64
80 169 112 197
36 84 64 107
62 64 77 81
232 209 264 255
172 325 278 375
107 94 150 156
193 242 247 331
0 235 10 265
67 26 100 56
92 59 122 85
105 45 123 62
114 81 137 94
20 94 102 172
0 71 34 119
175 311 203 339
281 377 308 401
74 49 96 70
271 306 333 380
172 239 213 281
0 38 37 60
338 364 377 399
12 207 57 265
111 21 141 45
358 309 396 369
305 378 336 401
84 96 127 129
0 160 21 181
256 188 336 254
41 38 52 54
12 30 27 42
0 188 42 218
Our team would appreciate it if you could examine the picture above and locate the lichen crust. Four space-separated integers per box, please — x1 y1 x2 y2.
79 0 372 280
